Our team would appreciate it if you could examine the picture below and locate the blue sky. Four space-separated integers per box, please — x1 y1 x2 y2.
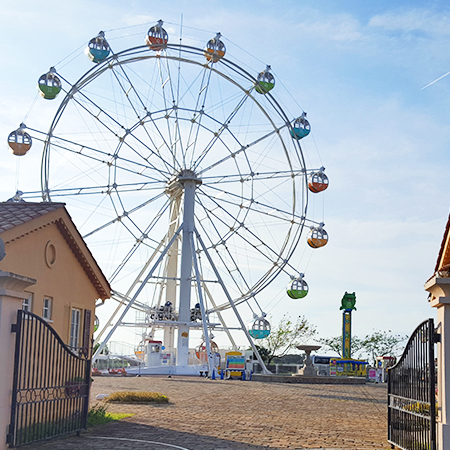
2 1 450 353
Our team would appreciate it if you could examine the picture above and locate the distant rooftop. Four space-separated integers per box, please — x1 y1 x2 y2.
0 202 66 234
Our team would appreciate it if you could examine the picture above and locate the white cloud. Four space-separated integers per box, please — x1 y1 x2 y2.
369 9 450 36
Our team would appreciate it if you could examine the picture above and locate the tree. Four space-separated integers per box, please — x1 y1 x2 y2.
93 342 109 355
319 330 408 365
319 335 364 358
257 314 317 365
360 330 408 365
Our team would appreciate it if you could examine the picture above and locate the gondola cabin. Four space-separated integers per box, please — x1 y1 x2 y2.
255 65 275 94
145 20 168 50
204 33 226 63
307 226 328 248
196 340 219 363
308 171 329 193
290 112 310 140
287 276 308 299
249 317 271 339
85 31 111 63
38 67 61 100
8 124 32 156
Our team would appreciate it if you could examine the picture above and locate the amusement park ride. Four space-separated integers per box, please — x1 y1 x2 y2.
7 20 329 376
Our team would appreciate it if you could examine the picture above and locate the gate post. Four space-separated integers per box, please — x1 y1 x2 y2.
0 271 35 450
425 275 450 450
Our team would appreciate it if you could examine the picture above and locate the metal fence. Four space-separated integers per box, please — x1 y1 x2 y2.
388 318 437 450
7 310 91 447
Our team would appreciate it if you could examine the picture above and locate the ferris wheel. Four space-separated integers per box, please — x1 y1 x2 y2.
8 21 329 375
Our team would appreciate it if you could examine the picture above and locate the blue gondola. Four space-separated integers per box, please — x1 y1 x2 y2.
85 31 111 63
249 316 271 339
290 112 311 140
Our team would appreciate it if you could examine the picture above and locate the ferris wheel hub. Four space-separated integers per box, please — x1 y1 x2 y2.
178 169 202 184
165 170 202 199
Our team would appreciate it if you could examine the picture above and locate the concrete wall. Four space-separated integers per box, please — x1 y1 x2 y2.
0 271 35 450
425 275 450 450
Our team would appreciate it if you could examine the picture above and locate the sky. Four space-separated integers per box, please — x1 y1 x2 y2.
1 0 450 357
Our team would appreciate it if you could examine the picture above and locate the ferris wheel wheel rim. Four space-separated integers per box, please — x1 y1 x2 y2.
37 39 310 312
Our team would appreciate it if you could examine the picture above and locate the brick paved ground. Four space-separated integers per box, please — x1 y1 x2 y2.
29 376 390 450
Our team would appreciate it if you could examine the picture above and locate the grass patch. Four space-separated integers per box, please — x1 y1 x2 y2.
106 391 169 404
88 404 134 427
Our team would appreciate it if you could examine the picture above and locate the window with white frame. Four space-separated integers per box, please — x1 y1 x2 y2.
22 293 33 312
42 297 52 320
70 308 81 348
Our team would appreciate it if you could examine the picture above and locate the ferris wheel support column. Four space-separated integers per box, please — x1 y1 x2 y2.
195 229 272 375
164 197 182 355
177 172 201 367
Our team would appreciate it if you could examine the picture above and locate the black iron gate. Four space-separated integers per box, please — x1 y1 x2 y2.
388 318 438 450
7 310 91 447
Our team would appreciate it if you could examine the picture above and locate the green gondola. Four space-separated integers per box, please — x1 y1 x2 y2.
38 67 61 100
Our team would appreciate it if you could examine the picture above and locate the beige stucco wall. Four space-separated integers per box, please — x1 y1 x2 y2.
0 272 36 450
0 222 98 345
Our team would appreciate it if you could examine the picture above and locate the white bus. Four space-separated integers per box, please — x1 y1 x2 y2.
311 355 333 376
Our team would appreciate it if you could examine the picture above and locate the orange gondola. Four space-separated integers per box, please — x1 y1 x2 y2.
204 33 226 63
8 124 32 156
307 225 328 248
308 170 329 193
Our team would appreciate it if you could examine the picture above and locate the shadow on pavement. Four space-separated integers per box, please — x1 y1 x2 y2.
24 420 293 450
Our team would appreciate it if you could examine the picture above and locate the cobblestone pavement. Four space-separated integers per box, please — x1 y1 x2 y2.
29 376 390 450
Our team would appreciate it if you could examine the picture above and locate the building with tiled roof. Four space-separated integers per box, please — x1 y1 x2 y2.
0 202 110 349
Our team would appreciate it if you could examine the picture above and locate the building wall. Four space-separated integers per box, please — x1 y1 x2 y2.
0 222 98 346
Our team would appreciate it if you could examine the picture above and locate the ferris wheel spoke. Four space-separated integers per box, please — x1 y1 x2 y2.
64 89 179 174
119 129 177 176
196 190 294 268
192 92 252 171
70 90 128 137
198 181 303 224
112 63 151 117
84 189 166 236
44 180 164 198
195 203 251 298
109 67 145 123
197 122 290 176
46 134 170 183
156 57 182 164
222 173 294 212
184 66 214 167
109 198 172 282
203 169 304 184
195 191 290 299
139 120 179 174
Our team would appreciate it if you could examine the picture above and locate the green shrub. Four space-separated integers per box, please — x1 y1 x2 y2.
106 391 169 404
87 404 133 426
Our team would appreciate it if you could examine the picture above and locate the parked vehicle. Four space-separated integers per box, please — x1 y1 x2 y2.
311 355 333 376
